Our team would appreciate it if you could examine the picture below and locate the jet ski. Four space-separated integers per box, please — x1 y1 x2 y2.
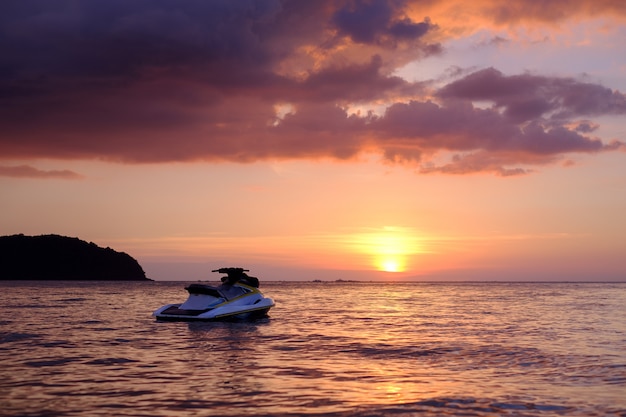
153 267 275 321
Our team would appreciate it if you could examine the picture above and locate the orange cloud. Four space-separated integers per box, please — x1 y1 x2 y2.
408 0 626 35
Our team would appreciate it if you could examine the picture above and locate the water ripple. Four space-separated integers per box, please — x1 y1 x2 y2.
0 281 625 417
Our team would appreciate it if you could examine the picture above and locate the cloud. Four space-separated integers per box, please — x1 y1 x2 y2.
332 0 435 45
482 0 626 25
437 68 626 122
0 165 83 179
410 0 626 36
299 55 423 102
0 1 624 175
419 152 537 176
375 99 608 153
370 97 616 174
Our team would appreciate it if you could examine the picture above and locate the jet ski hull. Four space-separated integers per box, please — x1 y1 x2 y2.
153 298 274 321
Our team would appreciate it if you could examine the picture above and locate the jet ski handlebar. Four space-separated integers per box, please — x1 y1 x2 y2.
211 267 260 287
211 267 250 274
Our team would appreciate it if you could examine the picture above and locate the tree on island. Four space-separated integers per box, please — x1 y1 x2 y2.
0 234 150 281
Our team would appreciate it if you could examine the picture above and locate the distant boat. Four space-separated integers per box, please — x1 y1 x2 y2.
153 267 275 321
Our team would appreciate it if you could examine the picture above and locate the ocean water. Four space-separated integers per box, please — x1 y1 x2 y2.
1 281 625 417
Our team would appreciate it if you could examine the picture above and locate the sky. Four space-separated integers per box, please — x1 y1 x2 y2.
1 0 625 281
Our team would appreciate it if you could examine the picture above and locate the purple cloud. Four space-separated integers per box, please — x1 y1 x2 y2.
437 68 626 122
0 165 83 179
0 1 623 176
331 0 434 45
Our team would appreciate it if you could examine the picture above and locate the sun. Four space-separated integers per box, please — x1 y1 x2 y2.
380 257 403 273
350 226 422 273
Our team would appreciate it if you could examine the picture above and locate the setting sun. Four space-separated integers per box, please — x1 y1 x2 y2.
380 257 403 273
349 227 423 273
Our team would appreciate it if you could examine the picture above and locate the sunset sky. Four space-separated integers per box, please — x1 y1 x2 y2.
1 0 625 281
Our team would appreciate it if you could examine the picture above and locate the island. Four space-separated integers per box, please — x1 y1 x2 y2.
0 234 151 281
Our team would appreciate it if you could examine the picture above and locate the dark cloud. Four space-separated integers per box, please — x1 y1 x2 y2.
332 0 394 43
332 0 435 45
371 99 609 173
438 68 626 122
389 18 432 39
0 0 283 78
0 1 623 175
0 165 83 179
299 55 424 102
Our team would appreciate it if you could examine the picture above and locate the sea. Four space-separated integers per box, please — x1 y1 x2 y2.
1 281 625 417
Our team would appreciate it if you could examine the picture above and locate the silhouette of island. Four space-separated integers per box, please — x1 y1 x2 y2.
0 234 151 281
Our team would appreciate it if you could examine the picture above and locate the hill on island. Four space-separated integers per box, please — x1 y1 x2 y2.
0 234 150 281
